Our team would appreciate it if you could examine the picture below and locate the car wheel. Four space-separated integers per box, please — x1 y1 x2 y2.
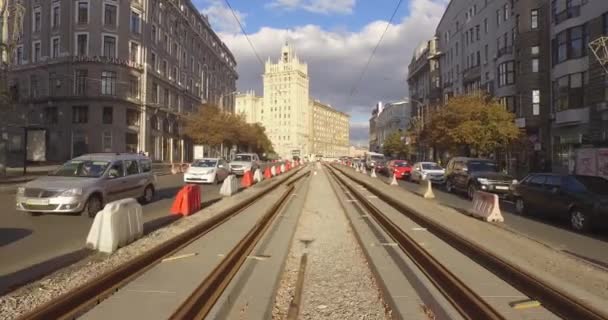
84 194 103 218
446 180 453 193
515 198 527 215
141 185 155 204
467 184 477 200
570 208 590 232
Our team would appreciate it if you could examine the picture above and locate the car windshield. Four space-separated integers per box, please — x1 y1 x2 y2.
50 160 110 178
234 155 252 162
371 155 384 161
468 161 498 172
574 175 608 195
192 159 217 168
422 163 442 170
394 161 409 167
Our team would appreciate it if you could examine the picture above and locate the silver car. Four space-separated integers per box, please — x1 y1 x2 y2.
16 153 157 217
229 153 260 175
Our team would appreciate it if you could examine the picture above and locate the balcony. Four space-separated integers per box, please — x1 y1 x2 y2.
555 107 589 125
553 6 581 25
463 65 481 83
497 46 513 59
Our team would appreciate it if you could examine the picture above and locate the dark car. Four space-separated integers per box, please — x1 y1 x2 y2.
445 157 516 199
513 173 608 232
374 160 388 175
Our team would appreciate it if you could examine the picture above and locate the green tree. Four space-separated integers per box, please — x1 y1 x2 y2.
383 131 410 158
424 94 521 157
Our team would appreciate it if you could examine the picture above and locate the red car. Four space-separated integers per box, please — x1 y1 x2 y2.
388 160 412 180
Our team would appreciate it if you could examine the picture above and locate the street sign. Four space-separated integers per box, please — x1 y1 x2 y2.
291 149 300 156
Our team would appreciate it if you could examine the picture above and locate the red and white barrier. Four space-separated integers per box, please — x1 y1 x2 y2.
470 191 504 222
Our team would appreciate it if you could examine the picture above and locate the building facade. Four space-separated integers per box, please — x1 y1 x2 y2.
311 99 349 158
237 43 350 160
1 0 237 165
374 100 411 154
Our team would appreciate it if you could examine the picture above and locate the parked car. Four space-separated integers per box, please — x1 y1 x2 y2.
444 157 516 199
16 153 157 217
513 173 608 232
364 152 385 170
374 160 389 175
184 158 230 184
229 153 260 175
411 162 445 184
387 160 412 179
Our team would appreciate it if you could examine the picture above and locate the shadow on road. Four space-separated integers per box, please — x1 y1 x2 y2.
0 228 33 247
0 248 92 296
142 197 222 235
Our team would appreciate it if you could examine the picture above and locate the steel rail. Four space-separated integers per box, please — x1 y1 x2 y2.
18 167 303 320
327 166 505 320
169 183 297 319
330 164 608 320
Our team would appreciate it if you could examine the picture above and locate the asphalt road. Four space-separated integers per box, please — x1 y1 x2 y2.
392 176 608 267
0 173 222 293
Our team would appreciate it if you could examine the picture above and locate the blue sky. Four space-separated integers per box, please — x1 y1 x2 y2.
193 0 448 145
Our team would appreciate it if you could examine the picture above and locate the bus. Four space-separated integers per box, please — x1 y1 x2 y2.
364 152 385 170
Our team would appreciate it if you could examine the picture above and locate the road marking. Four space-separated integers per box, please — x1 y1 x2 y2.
247 254 271 261
367 195 378 199
126 289 177 294
372 242 398 247
162 253 198 262
412 227 427 231
346 199 358 202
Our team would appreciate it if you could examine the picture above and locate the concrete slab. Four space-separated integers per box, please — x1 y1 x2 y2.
81 187 290 320
206 170 311 319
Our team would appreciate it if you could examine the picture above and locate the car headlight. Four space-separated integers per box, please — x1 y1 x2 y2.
60 188 83 196
477 178 489 184
17 187 25 195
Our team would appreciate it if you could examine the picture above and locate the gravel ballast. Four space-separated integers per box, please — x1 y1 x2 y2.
273 165 391 320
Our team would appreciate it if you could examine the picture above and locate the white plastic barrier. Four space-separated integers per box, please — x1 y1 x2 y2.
280 164 286 173
470 191 504 222
417 179 435 199
85 198 143 253
370 169 377 178
389 174 399 186
220 175 240 197
253 168 263 183
271 166 277 177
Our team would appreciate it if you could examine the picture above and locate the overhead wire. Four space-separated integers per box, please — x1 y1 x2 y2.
223 0 265 68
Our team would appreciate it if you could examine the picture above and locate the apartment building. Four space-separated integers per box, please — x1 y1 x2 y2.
311 99 349 158
235 90 262 124
373 100 411 154
2 0 237 164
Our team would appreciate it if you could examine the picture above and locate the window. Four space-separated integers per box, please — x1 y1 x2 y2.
30 75 39 98
49 72 59 96
151 24 157 43
43 107 58 124
162 60 168 76
163 88 169 105
532 90 540 115
74 70 87 95
102 106 113 124
33 8 41 32
77 1 89 24
101 71 116 95
532 58 539 72
553 72 585 111
104 3 117 27
125 160 140 175
102 132 112 152
498 61 515 87
129 42 140 63
130 10 141 34
531 46 539 55
151 82 159 103
497 9 501 26
76 33 88 56
604 13 608 35
140 159 151 173
484 44 488 64
51 37 60 58
72 106 88 123
126 109 140 126
31 41 41 63
51 4 60 28
129 77 140 99
531 9 539 29
553 25 587 64
150 52 157 72
504 4 509 21
172 66 177 81
476 25 480 41
15 46 23 65
103 35 117 57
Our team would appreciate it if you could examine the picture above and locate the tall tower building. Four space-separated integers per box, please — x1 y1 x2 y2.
262 42 310 159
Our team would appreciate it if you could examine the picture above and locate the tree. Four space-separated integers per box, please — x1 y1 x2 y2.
423 94 521 157
383 131 410 158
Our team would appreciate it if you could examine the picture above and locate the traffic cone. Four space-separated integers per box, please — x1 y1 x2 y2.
390 173 399 186
371 169 377 178
241 170 253 188
276 165 282 175
264 166 272 179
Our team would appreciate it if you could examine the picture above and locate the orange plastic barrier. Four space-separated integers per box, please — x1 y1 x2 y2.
241 170 254 188
170 184 201 216
264 167 272 179
276 165 282 175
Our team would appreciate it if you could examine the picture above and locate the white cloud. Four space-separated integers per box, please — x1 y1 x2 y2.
267 0 356 15
201 1 247 33
216 0 448 144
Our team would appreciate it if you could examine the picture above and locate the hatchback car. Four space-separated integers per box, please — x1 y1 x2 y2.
229 153 260 175
184 158 230 184
16 153 156 217
411 162 445 184
387 160 412 179
513 173 608 232
445 157 516 199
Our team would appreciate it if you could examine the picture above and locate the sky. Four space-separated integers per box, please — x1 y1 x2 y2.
192 0 449 146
